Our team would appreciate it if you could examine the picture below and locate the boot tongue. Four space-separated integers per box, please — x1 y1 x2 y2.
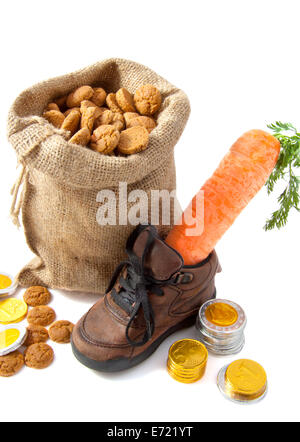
133 228 183 281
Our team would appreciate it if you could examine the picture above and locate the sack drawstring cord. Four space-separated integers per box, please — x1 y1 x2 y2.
10 163 28 228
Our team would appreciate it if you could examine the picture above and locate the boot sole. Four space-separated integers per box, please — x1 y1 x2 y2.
72 313 198 373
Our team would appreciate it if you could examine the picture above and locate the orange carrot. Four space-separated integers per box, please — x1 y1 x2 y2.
166 130 281 265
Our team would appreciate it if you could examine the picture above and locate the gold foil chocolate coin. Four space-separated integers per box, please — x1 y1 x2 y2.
167 339 208 383
217 359 268 404
0 272 17 298
0 324 28 356
0 328 20 347
0 299 28 324
0 274 12 290
205 302 238 327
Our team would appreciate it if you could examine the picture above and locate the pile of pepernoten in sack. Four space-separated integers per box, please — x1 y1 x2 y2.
1 58 294 405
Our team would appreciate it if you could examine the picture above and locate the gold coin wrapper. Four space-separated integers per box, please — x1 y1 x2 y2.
217 359 268 404
0 273 17 298
167 339 208 384
0 324 28 356
0 299 28 324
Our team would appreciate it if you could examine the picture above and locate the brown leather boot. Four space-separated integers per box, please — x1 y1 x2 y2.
72 224 221 372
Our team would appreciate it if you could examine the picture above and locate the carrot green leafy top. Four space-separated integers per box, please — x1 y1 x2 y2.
265 122 300 230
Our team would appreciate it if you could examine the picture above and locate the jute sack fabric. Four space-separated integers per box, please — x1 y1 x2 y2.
7 58 190 294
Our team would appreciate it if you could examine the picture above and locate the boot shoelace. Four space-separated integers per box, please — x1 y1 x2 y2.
107 225 178 347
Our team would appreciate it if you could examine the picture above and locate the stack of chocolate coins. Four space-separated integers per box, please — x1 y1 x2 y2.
217 359 268 404
167 339 208 383
195 299 246 355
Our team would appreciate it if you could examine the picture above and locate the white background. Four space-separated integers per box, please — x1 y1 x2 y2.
0 0 299 423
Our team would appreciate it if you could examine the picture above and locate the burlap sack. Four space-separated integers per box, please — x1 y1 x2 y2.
7 58 190 294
